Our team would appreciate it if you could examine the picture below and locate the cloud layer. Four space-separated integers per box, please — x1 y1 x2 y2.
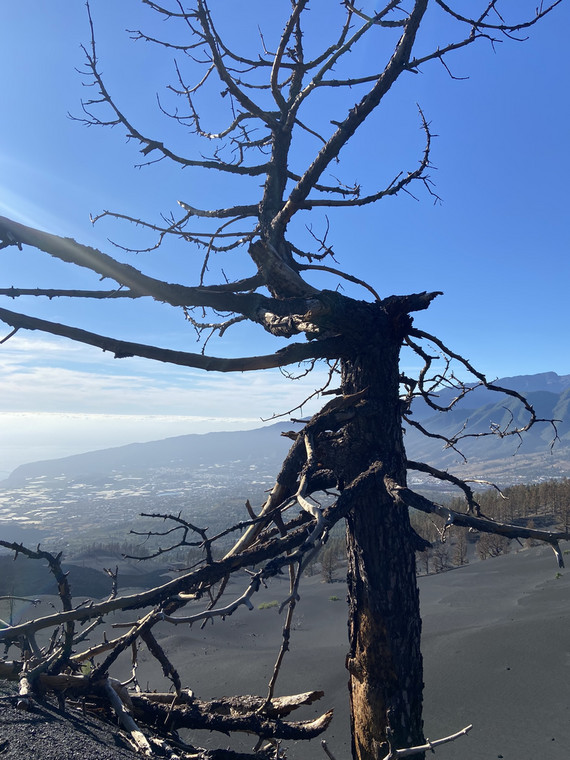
0 334 329 473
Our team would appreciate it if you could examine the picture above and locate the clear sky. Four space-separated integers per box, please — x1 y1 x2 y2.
0 1 568 474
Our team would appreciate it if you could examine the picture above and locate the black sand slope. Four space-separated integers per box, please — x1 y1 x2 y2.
421 547 570 759
161 546 570 759
1 545 569 758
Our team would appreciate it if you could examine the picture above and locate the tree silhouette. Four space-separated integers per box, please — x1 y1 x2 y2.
0 2 567 759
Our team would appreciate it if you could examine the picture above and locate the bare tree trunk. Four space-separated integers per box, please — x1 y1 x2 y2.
340 303 424 760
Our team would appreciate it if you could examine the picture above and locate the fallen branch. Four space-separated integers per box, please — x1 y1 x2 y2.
382 723 473 759
140 629 182 695
137 689 325 719
0 656 330 740
103 679 153 756
17 669 32 711
161 574 261 625
131 694 334 740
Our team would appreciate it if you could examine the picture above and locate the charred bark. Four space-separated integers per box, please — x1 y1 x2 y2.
338 300 424 759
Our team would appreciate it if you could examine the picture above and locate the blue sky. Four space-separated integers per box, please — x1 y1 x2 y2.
0 1 569 472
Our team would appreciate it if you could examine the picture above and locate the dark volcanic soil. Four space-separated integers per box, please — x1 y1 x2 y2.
1 545 569 759
0 691 137 759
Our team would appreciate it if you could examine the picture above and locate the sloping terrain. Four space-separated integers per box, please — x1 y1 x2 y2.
1 373 568 544
2 546 567 759
6 373 569 488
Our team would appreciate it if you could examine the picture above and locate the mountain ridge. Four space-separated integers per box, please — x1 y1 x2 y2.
4 422 294 483
4 372 570 487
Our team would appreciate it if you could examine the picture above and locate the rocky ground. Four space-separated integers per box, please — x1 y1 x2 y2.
0 688 137 759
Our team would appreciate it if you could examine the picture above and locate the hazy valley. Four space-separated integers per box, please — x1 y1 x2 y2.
1 372 569 553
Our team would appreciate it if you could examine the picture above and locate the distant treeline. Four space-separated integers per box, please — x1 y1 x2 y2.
42 478 570 582
447 477 570 527
73 540 207 566
410 476 570 575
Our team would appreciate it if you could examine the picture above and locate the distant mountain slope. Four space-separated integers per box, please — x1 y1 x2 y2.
6 422 294 483
412 371 570 420
4 373 569 488
406 388 570 474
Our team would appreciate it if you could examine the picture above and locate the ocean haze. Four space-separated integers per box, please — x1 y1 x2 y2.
0 411 267 477
6 422 294 483
4 371 569 485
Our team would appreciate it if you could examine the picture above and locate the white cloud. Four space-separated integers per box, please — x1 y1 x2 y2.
0 332 331 473
0 332 329 413
0 359 328 417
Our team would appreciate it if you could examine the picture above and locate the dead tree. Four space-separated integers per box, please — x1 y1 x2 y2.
0 2 566 758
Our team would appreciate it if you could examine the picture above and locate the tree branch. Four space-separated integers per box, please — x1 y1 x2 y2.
0 305 341 371
0 287 139 300
434 0 562 31
74 2 270 176
0 216 323 327
385 478 570 567
273 0 429 232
